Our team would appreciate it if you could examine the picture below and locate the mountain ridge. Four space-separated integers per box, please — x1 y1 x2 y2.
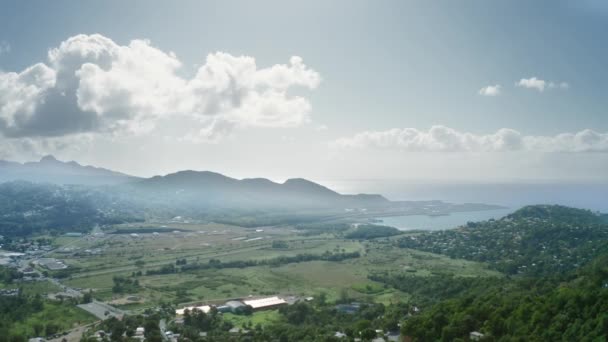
0 155 138 186
0 156 389 209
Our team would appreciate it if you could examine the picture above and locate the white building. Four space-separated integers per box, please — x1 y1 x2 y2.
175 305 211 315
243 296 287 310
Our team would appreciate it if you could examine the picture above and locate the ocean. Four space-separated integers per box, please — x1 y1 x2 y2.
378 208 514 231
322 180 608 230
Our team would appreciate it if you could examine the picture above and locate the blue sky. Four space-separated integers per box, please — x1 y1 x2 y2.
0 0 607 183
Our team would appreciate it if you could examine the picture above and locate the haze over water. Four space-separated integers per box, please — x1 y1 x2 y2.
325 180 608 212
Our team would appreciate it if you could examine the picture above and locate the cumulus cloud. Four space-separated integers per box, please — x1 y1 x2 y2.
516 77 568 92
332 126 608 153
478 84 501 96
0 34 320 139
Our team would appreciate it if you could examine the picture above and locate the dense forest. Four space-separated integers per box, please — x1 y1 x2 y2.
345 224 401 239
398 254 608 341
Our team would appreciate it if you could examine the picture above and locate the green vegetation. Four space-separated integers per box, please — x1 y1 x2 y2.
0 291 95 340
398 205 608 275
368 273 503 307
223 309 281 328
4 202 607 341
400 254 608 341
83 308 172 342
164 300 410 341
345 224 401 239
112 276 140 294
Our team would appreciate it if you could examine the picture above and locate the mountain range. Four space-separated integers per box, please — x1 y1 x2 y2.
0 155 137 186
0 156 389 209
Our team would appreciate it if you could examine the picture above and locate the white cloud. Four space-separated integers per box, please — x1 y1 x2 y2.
517 77 546 92
478 84 501 96
516 77 568 92
0 41 10 55
0 34 321 139
332 126 608 153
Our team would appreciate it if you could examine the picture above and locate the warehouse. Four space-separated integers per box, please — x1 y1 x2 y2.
175 305 211 315
243 296 287 311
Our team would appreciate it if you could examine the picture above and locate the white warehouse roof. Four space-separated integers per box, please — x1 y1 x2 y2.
176 305 211 315
243 296 287 309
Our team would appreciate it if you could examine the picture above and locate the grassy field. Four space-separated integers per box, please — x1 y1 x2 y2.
223 310 281 328
0 280 63 296
55 223 499 309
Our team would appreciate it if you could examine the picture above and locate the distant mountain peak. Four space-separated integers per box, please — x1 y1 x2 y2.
40 155 60 163
0 155 138 186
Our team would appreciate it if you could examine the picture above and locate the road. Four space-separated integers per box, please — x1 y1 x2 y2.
159 319 169 341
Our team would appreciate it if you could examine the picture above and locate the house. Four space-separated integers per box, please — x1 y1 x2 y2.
243 296 287 311
133 326 145 340
470 331 484 341
229 327 249 334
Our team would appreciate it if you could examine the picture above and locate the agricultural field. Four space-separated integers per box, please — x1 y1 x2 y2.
48 221 500 311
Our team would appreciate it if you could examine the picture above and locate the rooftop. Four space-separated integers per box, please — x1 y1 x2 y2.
243 296 287 309
175 305 211 315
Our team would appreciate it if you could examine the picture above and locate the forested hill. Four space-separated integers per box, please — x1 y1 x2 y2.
398 205 608 275
0 182 141 237
388 205 608 340
400 252 608 341
505 204 605 225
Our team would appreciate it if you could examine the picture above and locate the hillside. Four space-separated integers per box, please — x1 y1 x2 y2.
397 205 608 275
130 170 389 210
399 253 608 341
0 181 142 238
0 155 137 186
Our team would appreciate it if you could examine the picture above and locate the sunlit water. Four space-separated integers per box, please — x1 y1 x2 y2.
377 208 514 231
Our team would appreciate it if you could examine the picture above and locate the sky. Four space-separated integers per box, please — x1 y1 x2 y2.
1 0 608 184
